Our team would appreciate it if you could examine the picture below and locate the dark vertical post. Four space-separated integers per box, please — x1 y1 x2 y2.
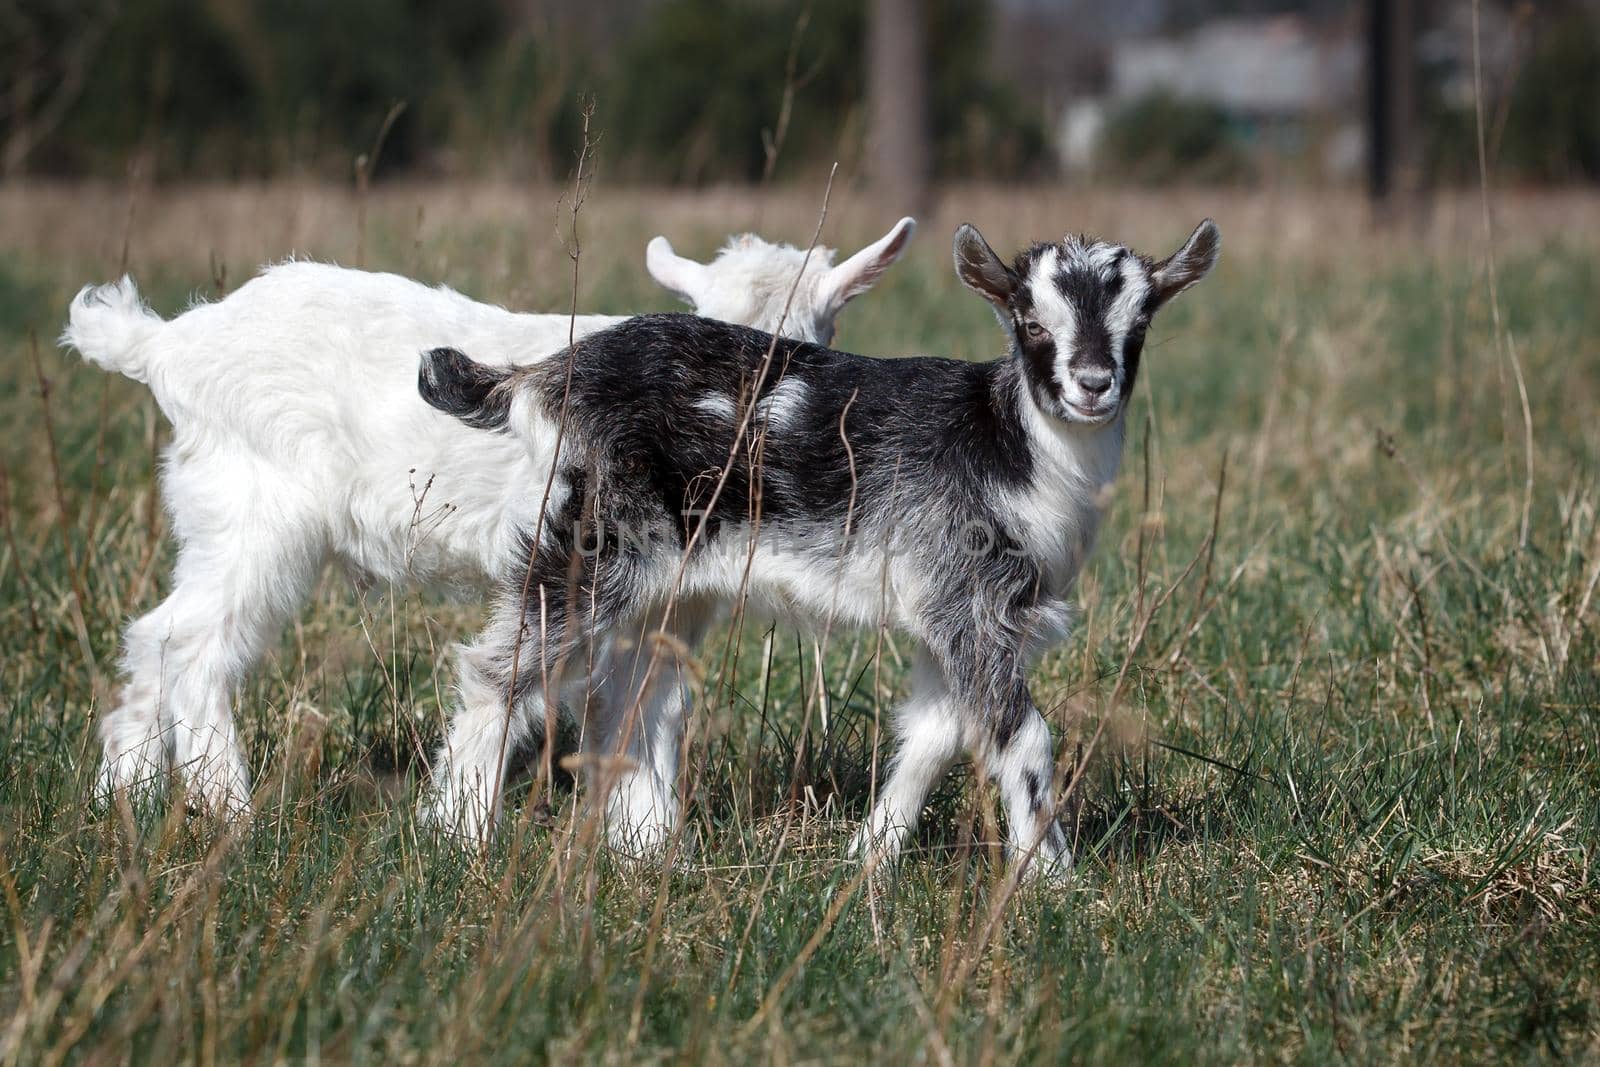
869 0 931 211
1389 0 1418 211
1371 0 1421 221
1368 0 1392 208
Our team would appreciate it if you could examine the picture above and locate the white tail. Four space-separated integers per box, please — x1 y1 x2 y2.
61 277 164 383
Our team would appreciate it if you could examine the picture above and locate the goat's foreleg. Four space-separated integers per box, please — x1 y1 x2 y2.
988 693 1072 882
850 650 967 868
928 628 1073 882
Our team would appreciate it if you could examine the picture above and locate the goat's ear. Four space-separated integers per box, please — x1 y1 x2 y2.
418 347 513 431
953 223 1016 308
1149 219 1221 309
646 236 710 304
817 216 916 313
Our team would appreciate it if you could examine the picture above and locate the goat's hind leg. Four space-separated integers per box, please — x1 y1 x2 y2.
425 569 637 848
99 495 322 817
422 614 554 847
583 602 710 859
97 601 183 804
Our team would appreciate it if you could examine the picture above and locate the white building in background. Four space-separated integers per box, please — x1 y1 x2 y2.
1109 16 1360 117
1056 14 1365 178
1056 99 1107 174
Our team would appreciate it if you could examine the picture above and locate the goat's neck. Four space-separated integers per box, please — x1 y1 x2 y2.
1002 361 1127 590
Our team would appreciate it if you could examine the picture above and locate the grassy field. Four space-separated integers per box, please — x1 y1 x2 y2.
1 179 1597 1064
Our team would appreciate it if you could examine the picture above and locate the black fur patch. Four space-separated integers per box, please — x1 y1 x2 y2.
1024 769 1045 815
1008 290 1063 407
1052 264 1118 374
527 314 1039 546
1122 322 1149 397
418 347 513 430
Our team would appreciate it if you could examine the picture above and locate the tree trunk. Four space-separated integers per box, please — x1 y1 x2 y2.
868 0 930 209
1368 0 1421 223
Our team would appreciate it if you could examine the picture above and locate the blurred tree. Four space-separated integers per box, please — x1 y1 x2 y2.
11 0 259 176
1422 2 1600 185
1368 0 1422 218
924 0 1046 179
1101 91 1248 183
868 0 929 206
609 0 864 183
18 0 504 177
1499 6 1600 181
606 0 1042 184
2 0 1047 183
1 0 115 175
212 0 501 173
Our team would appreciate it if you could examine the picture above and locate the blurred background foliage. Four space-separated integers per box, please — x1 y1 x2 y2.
1421 5 1600 184
7 0 1046 182
1 0 1597 185
1100 92 1249 184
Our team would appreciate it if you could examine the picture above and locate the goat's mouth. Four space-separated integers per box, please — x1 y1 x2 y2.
1066 400 1117 422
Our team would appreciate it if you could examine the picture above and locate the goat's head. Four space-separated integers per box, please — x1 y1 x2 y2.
645 216 916 346
954 219 1220 426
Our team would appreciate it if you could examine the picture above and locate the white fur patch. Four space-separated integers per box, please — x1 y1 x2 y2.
1001 382 1126 595
1023 247 1078 348
682 522 922 634
754 377 808 431
692 393 737 421
670 242 841 346
1107 252 1152 339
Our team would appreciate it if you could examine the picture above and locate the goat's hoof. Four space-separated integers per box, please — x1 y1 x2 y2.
606 838 697 879
1018 848 1075 888
177 763 254 823
604 821 681 865
93 764 165 813
183 789 254 824
846 824 908 875
418 788 495 850
96 746 167 802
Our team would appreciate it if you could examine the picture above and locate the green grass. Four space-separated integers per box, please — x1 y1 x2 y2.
1 184 1597 1064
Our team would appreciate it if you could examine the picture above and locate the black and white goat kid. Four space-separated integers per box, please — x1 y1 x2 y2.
417 219 1220 878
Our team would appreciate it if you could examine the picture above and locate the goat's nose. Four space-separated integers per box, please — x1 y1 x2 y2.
1077 371 1113 398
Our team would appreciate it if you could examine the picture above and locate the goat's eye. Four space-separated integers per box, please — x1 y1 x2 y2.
1023 320 1049 340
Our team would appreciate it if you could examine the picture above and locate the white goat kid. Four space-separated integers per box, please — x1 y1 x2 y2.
62 218 917 817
